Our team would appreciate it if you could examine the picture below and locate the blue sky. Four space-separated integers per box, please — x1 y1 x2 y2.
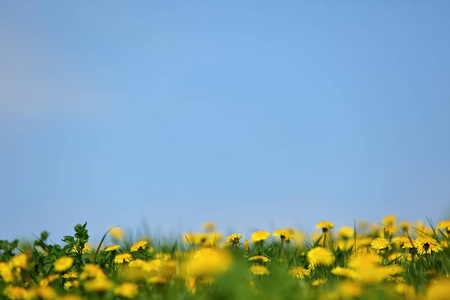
1 1 450 242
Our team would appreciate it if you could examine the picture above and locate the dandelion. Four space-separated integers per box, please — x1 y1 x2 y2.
3 286 31 300
54 256 74 272
33 286 57 299
425 278 450 300
201 221 216 232
114 282 138 298
338 226 354 239
437 220 450 234
105 245 121 252
71 243 90 254
289 266 311 279
399 221 411 232
109 227 125 239
371 238 391 251
273 229 294 241
225 234 243 246
84 278 114 292
248 255 270 263
382 215 397 225
307 247 335 268
316 221 334 232
114 253 133 264
415 236 442 255
250 265 269 275
243 240 249 253
130 240 148 252
331 266 358 278
251 230 270 243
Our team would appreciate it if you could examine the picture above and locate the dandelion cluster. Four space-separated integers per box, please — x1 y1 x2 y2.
1 216 450 299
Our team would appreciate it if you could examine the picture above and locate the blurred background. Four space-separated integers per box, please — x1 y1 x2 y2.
1 1 449 243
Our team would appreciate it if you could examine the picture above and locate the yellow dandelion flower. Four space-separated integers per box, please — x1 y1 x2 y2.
3 286 31 300
316 221 334 231
382 215 397 225
114 253 133 264
273 229 294 241
289 266 311 279
114 282 138 298
180 247 232 278
331 266 358 278
243 240 249 252
39 274 59 287
10 254 27 270
130 240 148 252
84 278 114 292
425 278 450 300
437 220 450 232
225 233 243 245
54 256 74 272
307 247 335 268
80 264 106 280
105 245 121 252
392 236 412 248
311 278 327 286
64 280 80 288
371 238 391 251
33 286 57 300
251 230 270 243
249 265 269 275
248 255 270 263
62 272 78 279
338 226 354 239
416 236 442 255
339 282 362 298
399 221 411 232
109 227 125 239
201 221 216 231
71 243 90 254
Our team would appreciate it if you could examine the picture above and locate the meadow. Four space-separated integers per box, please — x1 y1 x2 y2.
1 216 449 299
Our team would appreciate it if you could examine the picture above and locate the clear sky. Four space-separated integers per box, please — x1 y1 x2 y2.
1 1 450 242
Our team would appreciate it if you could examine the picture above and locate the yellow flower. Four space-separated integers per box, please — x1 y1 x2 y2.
39 274 59 287
437 220 450 232
289 266 311 279
338 226 354 239
415 236 442 255
339 282 362 298
392 236 412 248
54 256 74 272
243 240 249 252
307 247 335 268
10 254 27 270
273 229 294 241
180 247 232 278
33 286 57 300
371 238 391 251
201 221 216 231
84 278 114 292
114 282 138 298
251 230 270 243
130 240 148 252
114 253 133 264
382 215 397 225
400 221 411 232
331 266 358 278
59 295 83 300
425 278 450 300
248 255 270 263
80 264 106 280
250 265 269 275
109 227 125 239
3 285 31 300
105 245 121 252
225 234 243 245
316 221 334 231
71 243 91 254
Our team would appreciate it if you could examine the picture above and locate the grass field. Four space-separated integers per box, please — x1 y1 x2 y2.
1 216 449 299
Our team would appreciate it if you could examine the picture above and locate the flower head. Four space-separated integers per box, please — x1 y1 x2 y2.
289 266 311 279
415 236 442 255
248 255 270 263
316 221 334 233
307 247 335 268
105 245 121 252
273 229 294 241
251 230 270 243
114 253 133 264
54 256 74 272
114 282 138 298
371 238 391 251
249 265 269 275
131 240 148 252
225 234 243 245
